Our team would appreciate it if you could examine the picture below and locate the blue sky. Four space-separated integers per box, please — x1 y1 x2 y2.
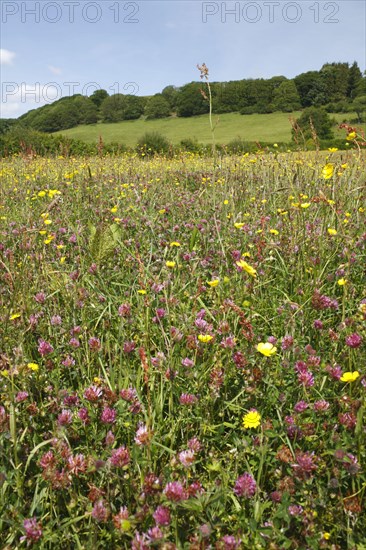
1 0 365 117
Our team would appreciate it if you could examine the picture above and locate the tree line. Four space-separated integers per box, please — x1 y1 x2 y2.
2 61 365 135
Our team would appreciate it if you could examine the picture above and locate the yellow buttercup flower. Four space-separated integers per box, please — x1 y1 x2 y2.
236 260 257 277
340 371 360 382
256 342 277 356
322 163 334 179
234 222 245 229
346 131 356 141
10 313 21 320
327 228 337 236
27 363 39 372
166 261 176 268
300 202 311 209
170 242 181 247
198 334 213 343
137 289 147 295
337 278 347 286
207 279 219 288
242 410 261 429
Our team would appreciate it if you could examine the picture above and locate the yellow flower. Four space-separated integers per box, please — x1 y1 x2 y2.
234 222 244 229
27 363 39 372
270 229 279 235
236 260 257 277
328 147 338 152
110 206 118 213
256 342 277 357
337 278 347 286
242 410 261 429
223 199 229 205
198 334 213 343
327 228 337 236
137 289 147 295
346 131 356 141
9 313 21 320
340 371 360 382
165 261 176 268
170 242 181 247
44 219 52 225
300 202 311 209
323 533 331 541
159 209 166 214
322 163 334 179
207 279 219 288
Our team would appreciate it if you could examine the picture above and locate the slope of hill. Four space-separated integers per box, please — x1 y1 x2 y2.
54 112 358 146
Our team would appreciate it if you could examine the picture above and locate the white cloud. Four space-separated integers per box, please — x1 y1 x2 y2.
48 65 62 75
0 49 16 65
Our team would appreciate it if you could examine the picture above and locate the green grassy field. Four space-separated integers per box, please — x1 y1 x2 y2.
55 112 358 146
1 150 365 548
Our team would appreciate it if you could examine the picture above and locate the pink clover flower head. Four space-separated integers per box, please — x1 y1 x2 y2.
233 472 256 497
91 499 109 522
163 481 188 502
20 517 43 544
179 393 198 405
100 407 117 424
110 446 130 468
178 449 195 467
153 505 171 526
218 535 242 549
38 339 54 356
345 333 362 348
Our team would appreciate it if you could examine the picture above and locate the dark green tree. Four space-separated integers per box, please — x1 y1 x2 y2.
354 75 366 97
144 94 171 119
273 80 302 112
347 62 362 99
90 89 109 108
176 83 209 117
294 71 325 107
293 107 334 141
351 95 366 123
319 62 349 102
161 85 178 110
100 94 144 122
73 96 98 124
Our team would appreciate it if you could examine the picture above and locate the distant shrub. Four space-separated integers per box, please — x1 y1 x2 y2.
179 138 202 153
292 107 335 142
136 131 171 156
226 138 258 154
240 106 257 115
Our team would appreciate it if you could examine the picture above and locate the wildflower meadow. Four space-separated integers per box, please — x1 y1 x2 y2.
0 142 365 549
